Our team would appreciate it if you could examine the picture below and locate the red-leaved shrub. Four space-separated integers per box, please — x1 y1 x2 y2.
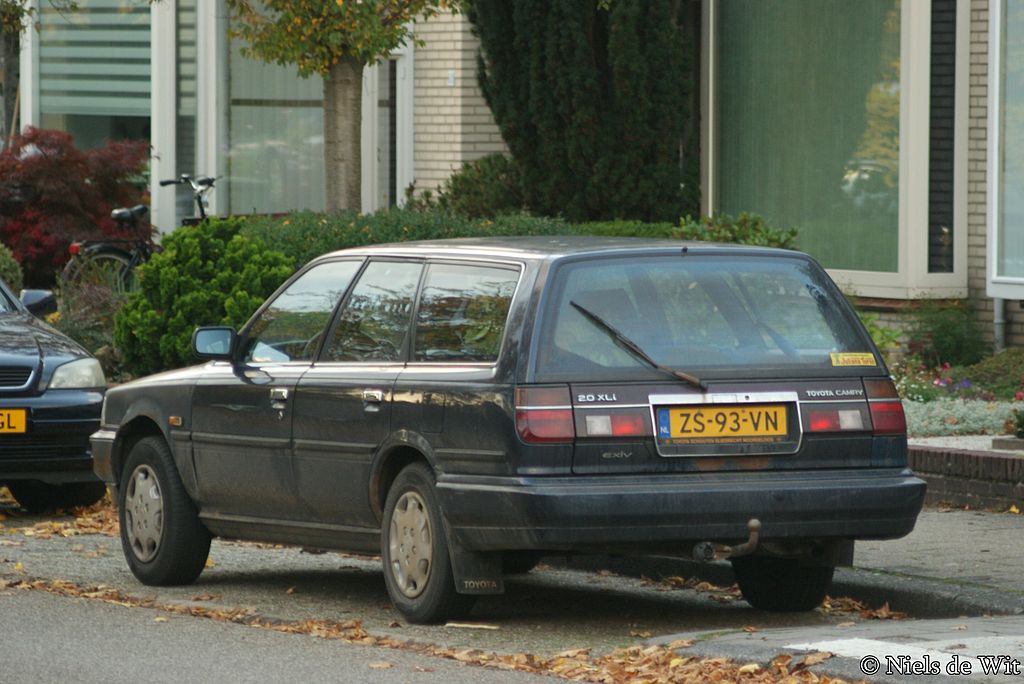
0 127 151 286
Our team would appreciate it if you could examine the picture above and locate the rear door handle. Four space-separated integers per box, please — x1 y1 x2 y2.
362 389 385 403
269 388 289 401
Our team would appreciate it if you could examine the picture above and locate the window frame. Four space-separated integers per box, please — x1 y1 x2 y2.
701 0 969 299
988 0 1024 299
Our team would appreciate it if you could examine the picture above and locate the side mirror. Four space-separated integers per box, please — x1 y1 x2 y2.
192 326 237 361
20 289 57 317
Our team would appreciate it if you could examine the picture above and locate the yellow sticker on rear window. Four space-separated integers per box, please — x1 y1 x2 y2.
830 352 877 367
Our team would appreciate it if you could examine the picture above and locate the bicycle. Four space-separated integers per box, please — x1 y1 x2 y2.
61 175 217 292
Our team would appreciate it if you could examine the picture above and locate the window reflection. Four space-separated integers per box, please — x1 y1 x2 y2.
245 261 361 363
414 264 519 362
326 261 423 362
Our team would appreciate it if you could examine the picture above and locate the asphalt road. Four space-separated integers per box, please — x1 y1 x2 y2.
0 589 545 684
0 504 896 680
9 503 1022 682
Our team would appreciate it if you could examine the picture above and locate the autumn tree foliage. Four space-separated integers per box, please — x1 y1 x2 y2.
227 0 457 212
0 127 150 286
468 0 699 223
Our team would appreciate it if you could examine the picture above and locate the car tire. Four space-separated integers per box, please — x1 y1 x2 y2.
119 436 211 586
501 551 543 575
731 556 834 612
8 480 107 513
381 463 475 624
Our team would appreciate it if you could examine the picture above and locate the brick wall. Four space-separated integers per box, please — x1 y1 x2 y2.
910 445 1024 509
968 0 993 344
412 13 506 196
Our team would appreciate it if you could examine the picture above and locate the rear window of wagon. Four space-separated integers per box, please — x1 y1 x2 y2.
533 254 876 382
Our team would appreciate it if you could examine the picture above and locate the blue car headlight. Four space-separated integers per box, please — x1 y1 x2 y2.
47 358 106 389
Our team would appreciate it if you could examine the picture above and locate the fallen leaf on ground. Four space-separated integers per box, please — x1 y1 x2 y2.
154 617 169 623
629 629 652 638
796 651 834 669
286 586 296 594
445 622 499 630
666 639 694 649
191 593 222 602
367 662 393 670
743 625 760 633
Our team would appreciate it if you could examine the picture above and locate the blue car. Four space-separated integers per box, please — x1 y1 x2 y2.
0 279 106 512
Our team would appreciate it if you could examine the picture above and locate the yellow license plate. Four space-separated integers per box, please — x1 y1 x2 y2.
0 409 27 434
658 404 787 444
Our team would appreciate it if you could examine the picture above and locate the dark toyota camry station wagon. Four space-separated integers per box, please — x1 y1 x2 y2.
92 237 925 623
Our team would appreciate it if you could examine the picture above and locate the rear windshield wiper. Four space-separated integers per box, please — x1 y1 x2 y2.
569 300 706 391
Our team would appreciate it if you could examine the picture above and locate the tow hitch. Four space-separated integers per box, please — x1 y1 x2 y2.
692 518 761 562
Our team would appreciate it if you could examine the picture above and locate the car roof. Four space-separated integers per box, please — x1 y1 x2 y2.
316 235 802 263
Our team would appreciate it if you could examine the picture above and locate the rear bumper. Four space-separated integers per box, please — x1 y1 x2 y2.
437 468 926 552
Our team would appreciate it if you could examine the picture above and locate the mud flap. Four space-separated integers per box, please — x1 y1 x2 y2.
442 519 504 595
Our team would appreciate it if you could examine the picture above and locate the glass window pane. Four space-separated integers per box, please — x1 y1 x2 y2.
999 0 1024 278
226 32 324 214
325 261 422 363
244 260 361 363
37 0 151 149
414 263 519 362
535 256 869 381
715 0 901 273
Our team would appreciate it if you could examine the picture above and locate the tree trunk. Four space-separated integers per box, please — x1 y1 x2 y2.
322 57 364 212
0 29 20 149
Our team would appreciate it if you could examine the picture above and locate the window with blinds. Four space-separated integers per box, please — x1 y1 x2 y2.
38 0 151 118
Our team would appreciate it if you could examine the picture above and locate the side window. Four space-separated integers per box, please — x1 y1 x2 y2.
324 260 423 362
244 260 362 363
414 263 519 362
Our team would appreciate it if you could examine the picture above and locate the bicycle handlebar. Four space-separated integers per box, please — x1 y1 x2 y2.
159 174 218 220
159 174 217 190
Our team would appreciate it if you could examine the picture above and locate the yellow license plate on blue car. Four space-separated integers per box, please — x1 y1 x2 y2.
0 409 27 434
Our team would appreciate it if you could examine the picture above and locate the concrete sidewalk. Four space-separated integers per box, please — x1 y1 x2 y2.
648 509 1024 683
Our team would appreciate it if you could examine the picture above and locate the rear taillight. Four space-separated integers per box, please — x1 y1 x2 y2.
865 378 906 435
806 408 865 433
515 386 574 443
584 413 646 437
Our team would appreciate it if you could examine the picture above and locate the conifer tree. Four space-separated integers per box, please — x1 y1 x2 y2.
468 0 697 222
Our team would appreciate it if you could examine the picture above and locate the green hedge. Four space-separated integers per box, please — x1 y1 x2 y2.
0 242 23 293
239 209 570 267
237 209 774 268
114 218 293 375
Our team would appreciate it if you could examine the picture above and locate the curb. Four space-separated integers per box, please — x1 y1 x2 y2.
555 554 1024 619
909 445 1024 511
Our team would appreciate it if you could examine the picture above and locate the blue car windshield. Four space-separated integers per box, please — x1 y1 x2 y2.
534 254 875 381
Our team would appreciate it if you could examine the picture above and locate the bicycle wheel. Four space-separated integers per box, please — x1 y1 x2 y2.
61 250 135 293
